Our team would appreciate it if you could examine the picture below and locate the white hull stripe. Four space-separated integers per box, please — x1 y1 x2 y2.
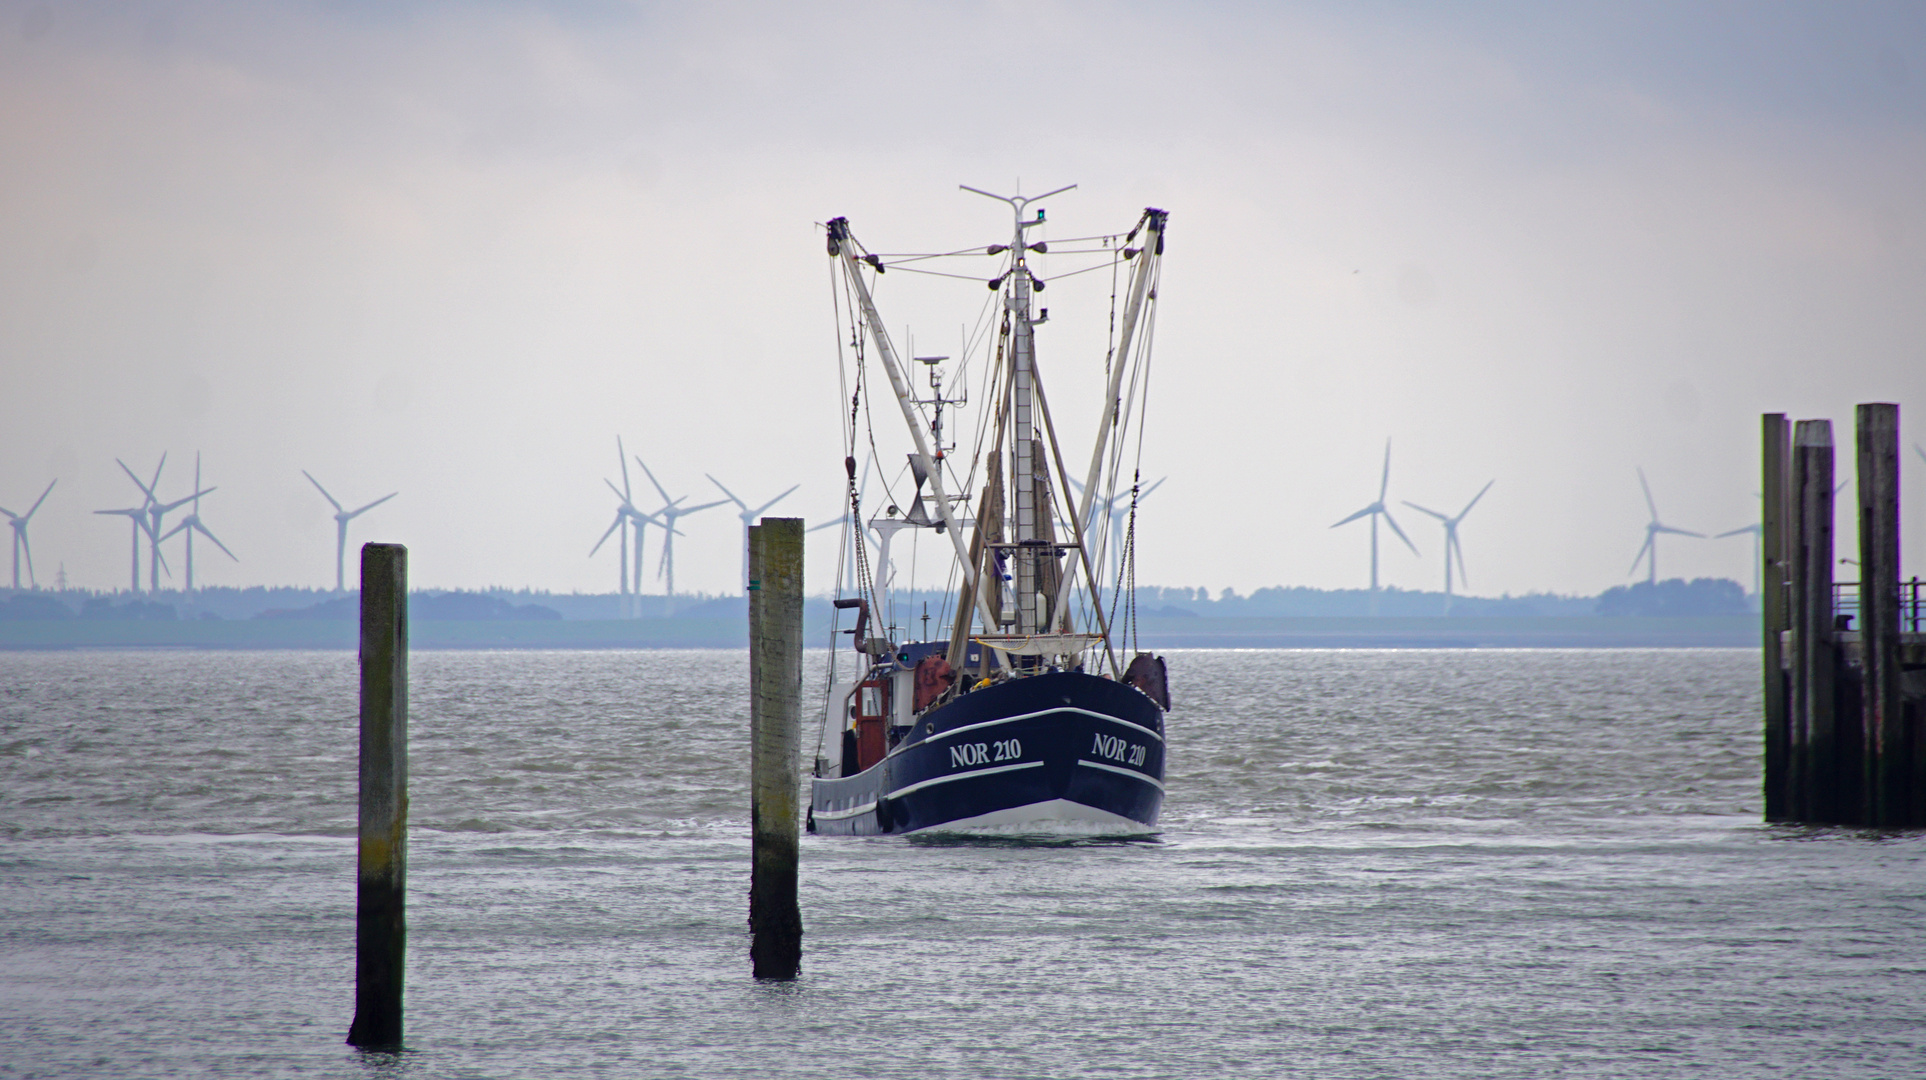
1076 758 1166 791
888 760 1044 799
913 706 1164 749
813 801 878 821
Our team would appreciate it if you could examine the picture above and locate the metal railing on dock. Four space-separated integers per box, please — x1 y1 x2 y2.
1831 577 1926 634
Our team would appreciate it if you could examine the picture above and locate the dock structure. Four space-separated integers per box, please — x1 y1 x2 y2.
1765 405 1926 826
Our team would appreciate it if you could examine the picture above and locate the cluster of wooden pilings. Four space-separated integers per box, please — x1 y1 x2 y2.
1762 406 1926 826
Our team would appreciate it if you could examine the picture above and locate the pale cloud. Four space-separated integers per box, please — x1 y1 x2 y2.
1 1 1921 596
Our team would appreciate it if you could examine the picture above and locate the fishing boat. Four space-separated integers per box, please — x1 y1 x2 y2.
809 186 1171 836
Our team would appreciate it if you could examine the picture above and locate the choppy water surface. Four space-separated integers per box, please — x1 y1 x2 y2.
2 648 1921 1078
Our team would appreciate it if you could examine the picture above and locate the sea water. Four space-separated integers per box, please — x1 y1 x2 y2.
1 648 1921 1078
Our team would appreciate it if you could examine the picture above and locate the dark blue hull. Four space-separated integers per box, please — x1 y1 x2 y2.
809 671 1165 836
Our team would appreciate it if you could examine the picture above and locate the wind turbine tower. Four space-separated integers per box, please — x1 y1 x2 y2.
1629 467 1703 586
708 475 799 592
159 454 237 594
1403 478 1494 610
1331 439 1419 603
635 458 726 608
2 479 56 590
304 471 397 593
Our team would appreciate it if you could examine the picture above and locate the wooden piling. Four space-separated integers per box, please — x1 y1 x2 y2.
748 518 803 979
1761 414 1791 821
1858 404 1904 825
348 543 407 1048
1789 420 1836 822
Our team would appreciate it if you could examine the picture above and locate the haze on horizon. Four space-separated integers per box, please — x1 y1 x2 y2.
2 1 1922 599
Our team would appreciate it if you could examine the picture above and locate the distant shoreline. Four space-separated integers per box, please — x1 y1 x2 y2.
0 615 1758 651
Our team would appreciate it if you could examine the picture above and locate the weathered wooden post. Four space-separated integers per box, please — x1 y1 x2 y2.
1761 413 1791 821
748 518 803 979
1789 420 1836 822
1858 404 1903 826
348 543 407 1047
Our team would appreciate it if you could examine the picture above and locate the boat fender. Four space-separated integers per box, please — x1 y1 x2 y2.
1124 653 1170 710
875 796 895 832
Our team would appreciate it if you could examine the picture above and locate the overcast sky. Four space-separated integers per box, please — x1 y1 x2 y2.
2 1 1922 598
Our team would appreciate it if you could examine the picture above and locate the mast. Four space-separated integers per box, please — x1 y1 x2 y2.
961 184 1075 638
1055 208 1166 622
826 217 1001 643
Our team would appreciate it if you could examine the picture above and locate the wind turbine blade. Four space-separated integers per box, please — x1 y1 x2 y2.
628 507 666 528
751 485 800 516
195 521 238 561
1715 524 1759 539
1637 467 1658 521
24 479 56 520
119 459 158 502
1382 508 1419 555
347 492 398 517
1458 479 1494 520
617 436 632 501
1915 442 1926 465
705 475 747 510
635 457 674 505
604 478 635 507
19 533 32 585
590 511 623 556
1378 439 1392 502
1140 476 1168 500
145 453 166 499
806 518 841 533
159 520 190 542
1331 505 1375 528
1630 534 1653 576
303 471 344 513
681 498 730 514
1401 501 1450 522
1453 533 1469 587
1654 525 1705 538
153 545 171 577
158 487 214 515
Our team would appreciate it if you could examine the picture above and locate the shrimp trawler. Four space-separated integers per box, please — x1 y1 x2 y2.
809 186 1170 836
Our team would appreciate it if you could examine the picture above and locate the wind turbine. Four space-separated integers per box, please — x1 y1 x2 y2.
304 471 397 593
2 479 56 589
1331 439 1419 596
589 437 665 615
1069 476 1164 588
114 454 211 594
592 475 670 617
1629 467 1703 585
634 457 727 606
708 475 799 592
1403 479 1494 606
1715 523 1762 598
158 454 237 594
